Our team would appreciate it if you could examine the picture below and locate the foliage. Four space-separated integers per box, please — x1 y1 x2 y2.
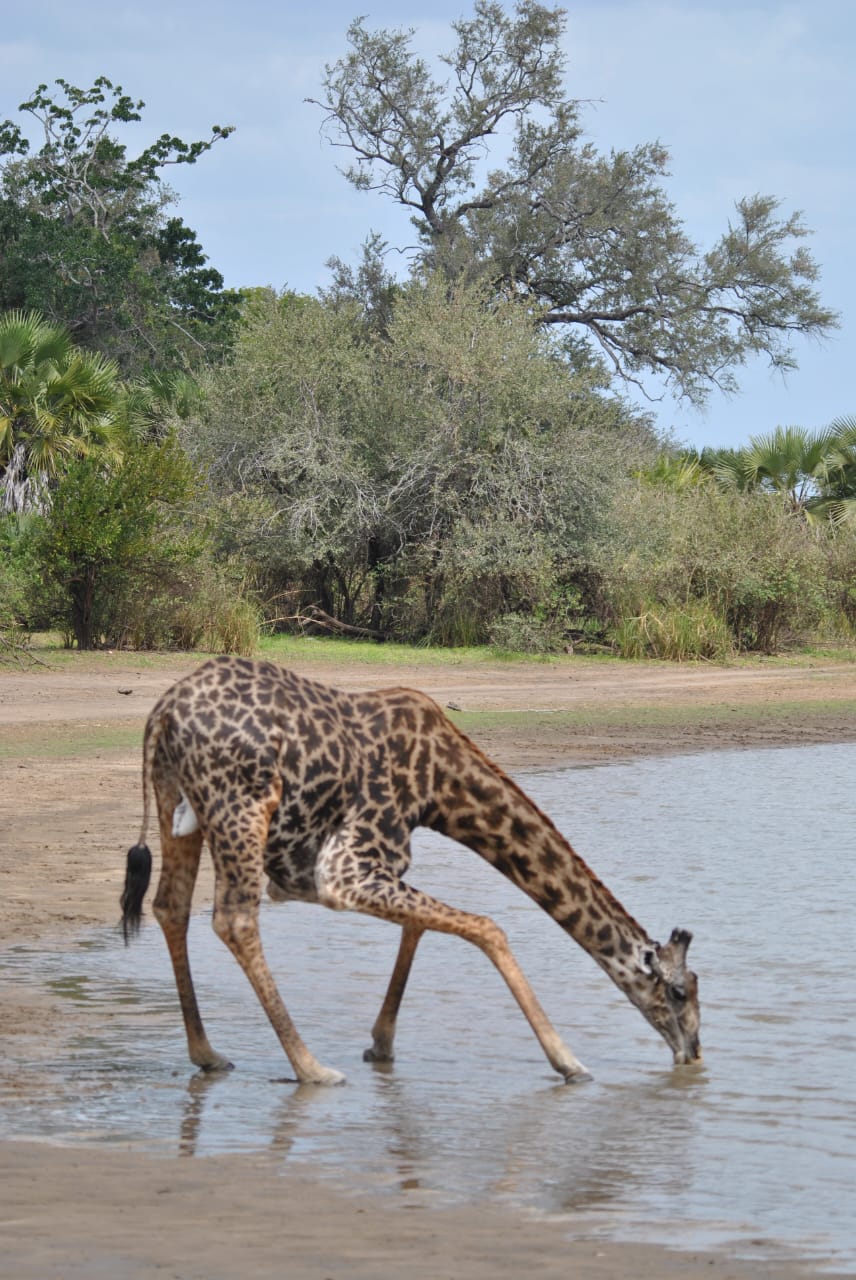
0 77 240 374
23 432 200 649
611 599 733 662
819 522 856 633
312 0 837 405
0 511 38 630
693 418 856 524
0 309 122 511
595 481 829 653
118 558 261 655
806 416 856 526
184 278 651 644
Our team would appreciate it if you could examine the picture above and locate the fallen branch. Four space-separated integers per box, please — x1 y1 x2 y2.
0 630 50 668
264 605 386 642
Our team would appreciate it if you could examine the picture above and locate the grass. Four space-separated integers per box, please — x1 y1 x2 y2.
449 696 856 736
7 630 552 672
0 720 142 761
6 697 854 765
4 629 856 678
258 633 562 668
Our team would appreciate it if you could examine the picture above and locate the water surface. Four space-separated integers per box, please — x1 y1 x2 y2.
1 743 854 1271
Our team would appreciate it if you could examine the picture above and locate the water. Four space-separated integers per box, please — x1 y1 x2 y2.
1 742 854 1271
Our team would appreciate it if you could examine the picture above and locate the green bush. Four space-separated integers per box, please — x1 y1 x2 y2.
115 564 261 656
24 435 199 649
596 482 828 653
821 525 856 633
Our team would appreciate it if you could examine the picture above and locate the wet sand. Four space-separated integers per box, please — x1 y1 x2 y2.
1 649 854 1279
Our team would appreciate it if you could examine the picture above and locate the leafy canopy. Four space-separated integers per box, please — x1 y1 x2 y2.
0 76 240 374
312 0 838 405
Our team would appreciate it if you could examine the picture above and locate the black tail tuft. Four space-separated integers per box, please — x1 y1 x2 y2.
120 843 153 944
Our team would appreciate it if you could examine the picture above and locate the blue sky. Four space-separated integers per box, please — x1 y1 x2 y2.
2 0 853 448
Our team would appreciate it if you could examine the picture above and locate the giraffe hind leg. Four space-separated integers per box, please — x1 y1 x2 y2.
152 797 232 1072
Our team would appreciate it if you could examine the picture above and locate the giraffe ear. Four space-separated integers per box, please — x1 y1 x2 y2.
643 932 691 979
669 928 693 959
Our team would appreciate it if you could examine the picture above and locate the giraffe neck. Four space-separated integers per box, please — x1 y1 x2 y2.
426 728 653 993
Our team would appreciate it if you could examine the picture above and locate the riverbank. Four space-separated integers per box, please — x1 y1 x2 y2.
1 648 854 1279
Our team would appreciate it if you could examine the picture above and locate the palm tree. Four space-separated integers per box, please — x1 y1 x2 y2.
808 415 856 525
704 420 856 525
738 425 837 514
0 310 122 512
699 446 753 493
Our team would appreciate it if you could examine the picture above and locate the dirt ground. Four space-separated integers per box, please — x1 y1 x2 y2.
1 649 854 1279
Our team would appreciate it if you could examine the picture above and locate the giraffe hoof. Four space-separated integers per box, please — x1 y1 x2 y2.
199 1057 235 1073
362 1046 395 1063
562 1067 593 1085
301 1066 346 1086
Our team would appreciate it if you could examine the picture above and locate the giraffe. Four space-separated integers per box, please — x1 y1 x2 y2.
121 655 701 1085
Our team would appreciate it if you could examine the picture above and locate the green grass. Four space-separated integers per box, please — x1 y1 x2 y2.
0 720 143 760
449 697 856 738
9 630 565 671
259 633 564 668
6 629 856 677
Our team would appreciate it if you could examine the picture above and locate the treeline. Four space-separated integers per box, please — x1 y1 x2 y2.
1 10 854 659
3 284 855 658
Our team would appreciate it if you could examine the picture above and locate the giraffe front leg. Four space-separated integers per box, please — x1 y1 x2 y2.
478 927 592 1083
318 841 591 1083
363 923 425 1063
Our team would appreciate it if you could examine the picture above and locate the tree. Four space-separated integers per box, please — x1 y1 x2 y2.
186 276 652 642
26 432 198 649
809 416 856 526
738 425 837 514
0 309 121 512
0 77 240 374
311 1 838 405
702 419 856 525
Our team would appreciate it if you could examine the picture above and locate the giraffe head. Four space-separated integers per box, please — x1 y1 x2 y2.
638 928 701 1065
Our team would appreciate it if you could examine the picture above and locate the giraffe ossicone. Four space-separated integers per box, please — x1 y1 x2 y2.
121 656 701 1085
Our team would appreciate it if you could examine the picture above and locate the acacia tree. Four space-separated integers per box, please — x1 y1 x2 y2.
187 277 650 642
0 77 239 374
311 0 837 404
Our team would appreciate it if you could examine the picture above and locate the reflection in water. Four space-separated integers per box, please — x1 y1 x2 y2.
1 742 854 1271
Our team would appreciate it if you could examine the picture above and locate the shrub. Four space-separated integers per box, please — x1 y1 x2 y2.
821 525 856 633
117 562 262 655
596 482 828 653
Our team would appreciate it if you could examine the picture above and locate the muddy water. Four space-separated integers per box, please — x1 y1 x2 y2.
1 743 854 1271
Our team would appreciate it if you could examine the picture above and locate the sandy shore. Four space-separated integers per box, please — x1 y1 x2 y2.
1 648 854 1279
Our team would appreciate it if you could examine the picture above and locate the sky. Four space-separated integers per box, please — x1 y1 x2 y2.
2 0 853 449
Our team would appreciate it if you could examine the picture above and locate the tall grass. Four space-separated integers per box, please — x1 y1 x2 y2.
612 600 733 661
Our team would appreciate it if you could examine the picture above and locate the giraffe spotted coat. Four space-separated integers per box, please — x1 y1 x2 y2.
122 656 701 1085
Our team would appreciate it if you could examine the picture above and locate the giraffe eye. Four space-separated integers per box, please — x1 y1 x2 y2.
668 984 687 1003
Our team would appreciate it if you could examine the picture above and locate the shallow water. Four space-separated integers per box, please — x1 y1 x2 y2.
2 743 855 1271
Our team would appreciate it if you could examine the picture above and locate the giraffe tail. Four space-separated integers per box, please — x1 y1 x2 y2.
121 843 152 942
120 712 161 943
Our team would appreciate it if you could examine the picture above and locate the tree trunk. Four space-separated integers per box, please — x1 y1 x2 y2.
69 567 97 649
